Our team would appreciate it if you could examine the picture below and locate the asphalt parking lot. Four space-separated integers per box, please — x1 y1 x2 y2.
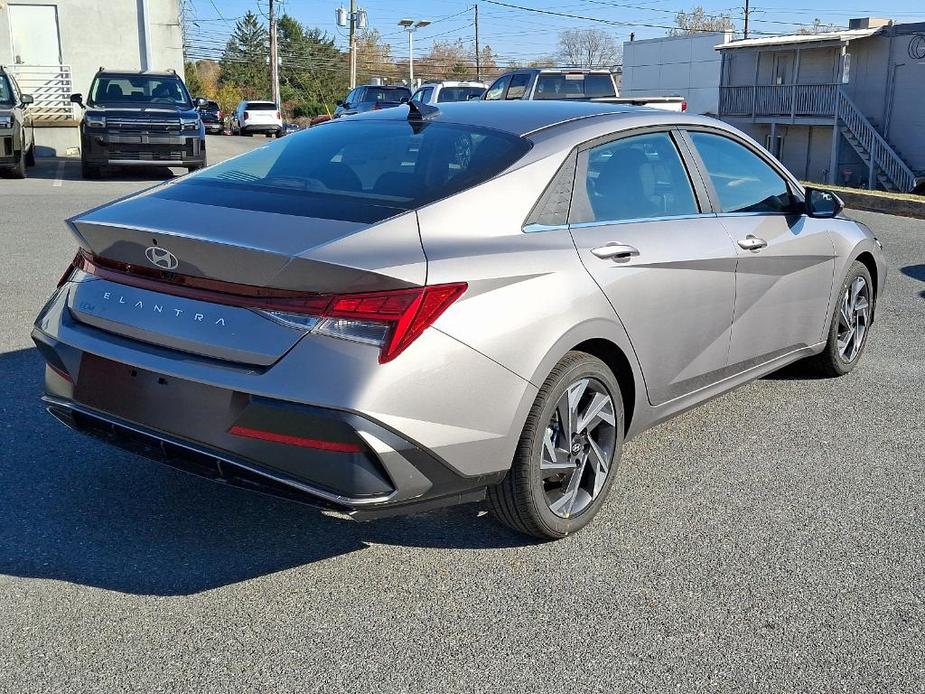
0 136 922 693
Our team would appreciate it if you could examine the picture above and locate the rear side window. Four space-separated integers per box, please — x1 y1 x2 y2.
437 86 485 103
506 74 530 100
363 87 412 103
535 74 616 100
573 132 699 223
163 120 532 223
689 132 793 214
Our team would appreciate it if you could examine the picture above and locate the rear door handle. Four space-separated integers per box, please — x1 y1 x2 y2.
591 243 640 260
737 235 768 251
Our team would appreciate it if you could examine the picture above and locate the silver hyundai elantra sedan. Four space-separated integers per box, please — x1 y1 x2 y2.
34 101 885 539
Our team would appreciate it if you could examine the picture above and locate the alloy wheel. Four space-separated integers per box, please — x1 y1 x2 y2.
837 276 870 362
541 377 617 519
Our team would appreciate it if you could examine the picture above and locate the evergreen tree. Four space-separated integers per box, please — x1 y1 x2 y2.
220 11 270 99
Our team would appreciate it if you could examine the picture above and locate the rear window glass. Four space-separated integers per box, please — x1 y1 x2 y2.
246 102 277 110
437 86 486 103
363 87 412 103
534 74 616 100
160 120 531 223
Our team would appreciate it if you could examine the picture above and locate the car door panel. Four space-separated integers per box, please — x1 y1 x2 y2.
719 214 835 368
568 130 738 406
684 130 836 370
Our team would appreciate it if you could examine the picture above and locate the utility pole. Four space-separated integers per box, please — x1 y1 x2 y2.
743 0 750 39
475 3 481 81
349 0 358 89
269 0 280 106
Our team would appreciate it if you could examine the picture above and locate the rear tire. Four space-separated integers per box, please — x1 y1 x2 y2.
804 260 875 377
488 351 624 540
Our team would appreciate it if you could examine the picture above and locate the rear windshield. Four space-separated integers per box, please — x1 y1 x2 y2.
534 74 616 100
363 87 412 103
89 74 191 106
158 119 531 223
0 75 12 106
437 86 486 103
246 102 277 110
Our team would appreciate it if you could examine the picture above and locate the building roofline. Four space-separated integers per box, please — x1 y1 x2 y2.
715 26 882 50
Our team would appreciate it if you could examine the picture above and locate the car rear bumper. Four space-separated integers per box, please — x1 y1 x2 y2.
241 124 280 134
32 283 532 516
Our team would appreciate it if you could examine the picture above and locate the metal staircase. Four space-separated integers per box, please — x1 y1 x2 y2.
835 89 918 193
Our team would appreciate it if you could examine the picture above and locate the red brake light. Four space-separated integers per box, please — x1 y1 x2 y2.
276 111 281 119
681 101 688 112
327 284 468 362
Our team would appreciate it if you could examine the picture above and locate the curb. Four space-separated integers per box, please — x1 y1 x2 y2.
832 189 925 220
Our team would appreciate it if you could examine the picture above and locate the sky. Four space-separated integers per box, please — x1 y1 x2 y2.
184 0 925 66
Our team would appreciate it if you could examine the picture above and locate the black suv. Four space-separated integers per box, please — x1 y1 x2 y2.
0 67 36 178
196 98 224 134
333 84 412 118
71 69 206 178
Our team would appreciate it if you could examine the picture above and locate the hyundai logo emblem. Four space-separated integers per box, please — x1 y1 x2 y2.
144 246 179 270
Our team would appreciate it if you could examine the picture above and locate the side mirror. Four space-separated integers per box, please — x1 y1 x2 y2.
20 94 34 105
336 100 345 107
804 187 844 218
467 93 481 101
195 97 207 107
70 93 84 108
399 96 409 103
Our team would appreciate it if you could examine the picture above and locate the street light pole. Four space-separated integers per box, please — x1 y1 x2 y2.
398 19 430 85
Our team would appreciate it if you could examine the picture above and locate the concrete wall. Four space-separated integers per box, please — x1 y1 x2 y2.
0 0 184 154
622 31 731 114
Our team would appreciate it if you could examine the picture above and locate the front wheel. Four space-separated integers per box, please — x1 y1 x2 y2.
804 260 875 376
488 351 624 540
8 147 26 178
80 159 101 179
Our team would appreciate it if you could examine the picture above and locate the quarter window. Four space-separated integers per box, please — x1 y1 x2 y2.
574 132 699 224
506 73 530 99
690 132 794 214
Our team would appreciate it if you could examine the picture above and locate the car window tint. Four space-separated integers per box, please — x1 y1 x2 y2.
484 75 511 101
535 74 616 100
577 132 699 223
437 86 485 103
0 75 12 105
690 132 793 214
506 74 530 99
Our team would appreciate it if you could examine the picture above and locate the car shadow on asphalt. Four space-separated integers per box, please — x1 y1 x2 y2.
0 347 530 596
27 158 181 183
899 264 925 299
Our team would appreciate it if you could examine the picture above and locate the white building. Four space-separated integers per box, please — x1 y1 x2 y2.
621 31 732 115
0 0 185 155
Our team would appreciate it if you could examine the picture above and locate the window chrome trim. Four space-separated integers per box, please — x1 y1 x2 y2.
523 222 569 233
570 213 714 229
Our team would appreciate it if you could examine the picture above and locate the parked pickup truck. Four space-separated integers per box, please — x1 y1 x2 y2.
483 68 686 111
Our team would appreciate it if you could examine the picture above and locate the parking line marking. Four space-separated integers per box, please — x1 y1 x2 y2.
53 161 66 188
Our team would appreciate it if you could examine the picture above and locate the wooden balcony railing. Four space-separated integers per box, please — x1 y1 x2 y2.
719 83 838 119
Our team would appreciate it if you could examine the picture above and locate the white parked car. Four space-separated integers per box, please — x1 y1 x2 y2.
231 100 282 138
410 81 487 105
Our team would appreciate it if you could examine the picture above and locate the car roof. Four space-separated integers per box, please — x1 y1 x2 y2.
96 70 180 77
350 100 655 136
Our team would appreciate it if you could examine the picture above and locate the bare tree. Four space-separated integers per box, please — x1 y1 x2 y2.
557 29 622 68
669 6 735 36
797 18 840 35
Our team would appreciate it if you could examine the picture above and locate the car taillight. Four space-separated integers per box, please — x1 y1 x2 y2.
244 111 249 120
276 111 281 119
218 110 223 119
681 101 687 112
57 253 80 287
266 284 468 363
